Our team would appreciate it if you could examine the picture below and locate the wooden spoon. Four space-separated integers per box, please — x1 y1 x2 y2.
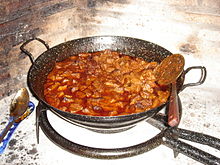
154 54 185 127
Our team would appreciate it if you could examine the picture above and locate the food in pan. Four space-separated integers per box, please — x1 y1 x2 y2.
44 49 170 116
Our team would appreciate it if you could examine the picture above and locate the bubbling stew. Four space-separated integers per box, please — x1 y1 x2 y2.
44 49 170 116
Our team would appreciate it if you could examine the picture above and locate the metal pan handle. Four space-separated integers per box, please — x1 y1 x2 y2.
175 128 220 151
149 113 220 164
20 38 50 64
181 66 207 91
162 128 220 164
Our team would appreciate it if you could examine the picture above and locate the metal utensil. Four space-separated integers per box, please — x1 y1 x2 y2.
0 88 29 143
154 54 185 127
0 101 35 154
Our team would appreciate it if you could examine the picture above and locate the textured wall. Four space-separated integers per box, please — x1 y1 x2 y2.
0 0 220 99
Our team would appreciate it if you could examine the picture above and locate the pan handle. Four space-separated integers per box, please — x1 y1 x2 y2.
181 66 207 91
174 128 220 151
20 38 50 64
162 128 220 164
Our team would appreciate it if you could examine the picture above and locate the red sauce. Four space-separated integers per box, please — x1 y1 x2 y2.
44 50 170 116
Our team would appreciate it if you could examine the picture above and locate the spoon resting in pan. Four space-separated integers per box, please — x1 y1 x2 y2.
154 54 185 127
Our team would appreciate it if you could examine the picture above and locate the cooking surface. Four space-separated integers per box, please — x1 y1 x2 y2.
0 55 220 165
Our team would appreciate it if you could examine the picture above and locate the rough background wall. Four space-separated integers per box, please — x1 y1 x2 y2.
0 0 220 99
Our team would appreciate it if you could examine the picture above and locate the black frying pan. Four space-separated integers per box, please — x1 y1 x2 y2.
20 36 206 133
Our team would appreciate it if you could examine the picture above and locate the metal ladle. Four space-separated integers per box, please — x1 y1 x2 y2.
0 88 29 143
154 54 185 127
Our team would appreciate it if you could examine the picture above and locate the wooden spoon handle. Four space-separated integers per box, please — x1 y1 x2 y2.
168 82 180 127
